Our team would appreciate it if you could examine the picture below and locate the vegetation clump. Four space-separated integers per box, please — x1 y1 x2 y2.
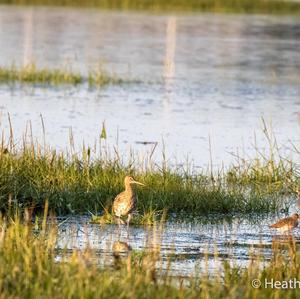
0 122 298 216
1 0 300 14
0 63 134 87
90 208 165 226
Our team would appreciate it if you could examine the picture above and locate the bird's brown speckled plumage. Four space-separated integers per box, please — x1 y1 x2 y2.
112 176 145 226
270 213 299 233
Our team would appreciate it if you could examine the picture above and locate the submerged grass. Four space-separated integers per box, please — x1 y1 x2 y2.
0 120 299 215
1 212 300 298
0 63 133 87
90 208 165 226
1 0 300 14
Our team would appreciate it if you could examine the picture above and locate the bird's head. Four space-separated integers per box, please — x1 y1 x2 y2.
124 176 145 186
292 213 299 219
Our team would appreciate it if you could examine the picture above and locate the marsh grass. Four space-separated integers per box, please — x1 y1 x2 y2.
90 209 115 225
0 63 134 87
90 208 165 226
0 119 298 215
0 63 82 85
1 0 300 14
1 212 300 298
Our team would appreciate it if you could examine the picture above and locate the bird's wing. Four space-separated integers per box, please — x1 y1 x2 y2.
112 191 126 211
270 217 293 228
112 192 135 216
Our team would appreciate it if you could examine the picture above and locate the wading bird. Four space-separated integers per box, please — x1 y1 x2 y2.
269 213 299 233
112 176 145 227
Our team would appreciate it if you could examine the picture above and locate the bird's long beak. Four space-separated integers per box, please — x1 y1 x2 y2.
132 180 145 186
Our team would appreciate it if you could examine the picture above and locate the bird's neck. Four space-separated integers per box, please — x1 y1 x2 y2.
125 184 134 195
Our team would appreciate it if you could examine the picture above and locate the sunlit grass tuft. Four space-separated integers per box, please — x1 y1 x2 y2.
0 63 136 87
0 63 82 85
90 208 165 226
1 0 300 14
90 209 115 225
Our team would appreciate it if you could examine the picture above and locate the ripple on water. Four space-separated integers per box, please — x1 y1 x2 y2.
55 213 300 277
0 8 299 167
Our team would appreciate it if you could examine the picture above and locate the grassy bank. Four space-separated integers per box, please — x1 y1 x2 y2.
1 0 300 14
1 213 300 298
0 63 132 87
0 122 298 215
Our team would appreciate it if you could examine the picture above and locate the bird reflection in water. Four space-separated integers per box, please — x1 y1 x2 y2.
112 241 132 270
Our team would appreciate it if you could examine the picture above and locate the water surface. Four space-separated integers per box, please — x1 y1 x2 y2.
57 212 300 277
0 6 300 168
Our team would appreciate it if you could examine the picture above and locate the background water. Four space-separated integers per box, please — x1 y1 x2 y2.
0 6 300 168
57 213 300 277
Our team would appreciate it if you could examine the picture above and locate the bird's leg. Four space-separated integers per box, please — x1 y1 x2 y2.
126 214 132 239
115 216 123 238
127 213 132 229
117 217 121 235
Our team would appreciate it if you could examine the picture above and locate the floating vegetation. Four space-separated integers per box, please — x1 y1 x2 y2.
0 63 136 87
90 209 165 226
1 0 300 14
0 63 82 85
90 209 115 225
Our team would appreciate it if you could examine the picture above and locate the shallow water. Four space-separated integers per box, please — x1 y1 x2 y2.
56 212 300 277
0 6 300 168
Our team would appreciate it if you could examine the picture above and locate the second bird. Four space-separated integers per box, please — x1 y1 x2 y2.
269 213 299 233
112 176 145 227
